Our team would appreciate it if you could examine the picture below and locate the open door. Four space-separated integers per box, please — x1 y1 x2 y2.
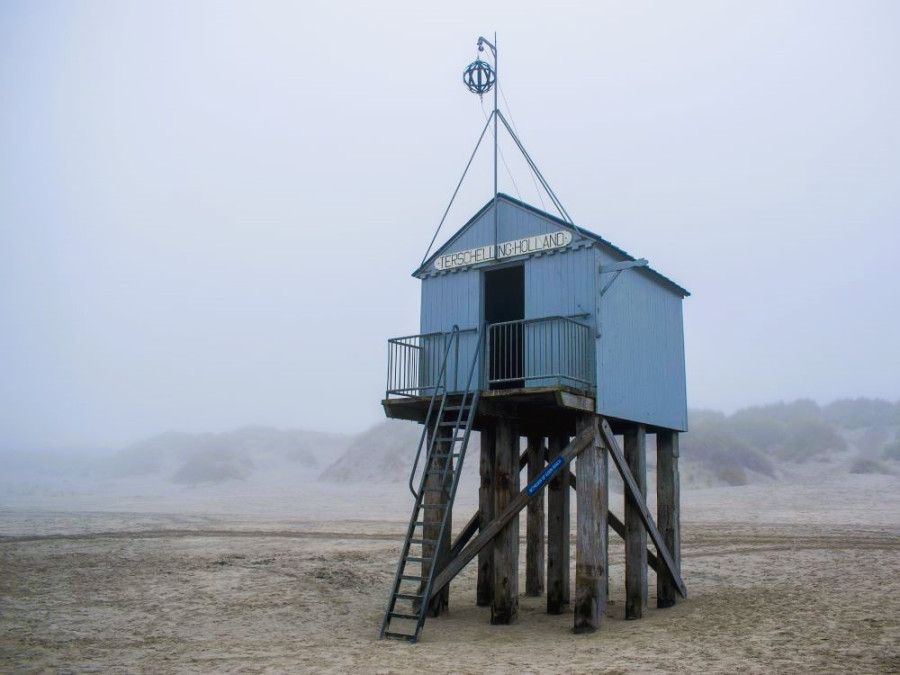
484 265 524 389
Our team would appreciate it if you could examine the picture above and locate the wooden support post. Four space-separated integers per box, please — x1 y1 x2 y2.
525 435 546 597
477 422 496 607
574 414 606 633
422 426 451 616
491 419 519 624
546 433 570 614
624 424 648 619
657 430 681 609
431 426 594 600
599 419 687 599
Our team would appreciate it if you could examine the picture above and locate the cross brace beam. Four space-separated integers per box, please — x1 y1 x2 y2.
436 421 676 601
431 425 594 598
567 471 660 574
599 419 687 599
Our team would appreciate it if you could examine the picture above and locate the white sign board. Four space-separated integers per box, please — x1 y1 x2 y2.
434 230 573 272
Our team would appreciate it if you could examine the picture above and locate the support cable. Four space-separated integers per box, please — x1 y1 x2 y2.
481 99 522 201
497 110 584 237
499 84 547 212
420 112 495 268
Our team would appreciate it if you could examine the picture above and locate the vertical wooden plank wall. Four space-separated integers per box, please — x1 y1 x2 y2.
546 433 571 614
657 430 681 608
624 424 648 619
491 419 520 624
574 414 607 633
477 423 496 607
525 435 546 597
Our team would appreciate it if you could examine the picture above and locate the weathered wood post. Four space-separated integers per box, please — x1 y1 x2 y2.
574 413 606 633
492 419 520 624
624 424 648 619
656 429 681 608
477 422 496 606
546 432 571 614
525 434 546 597
422 426 452 616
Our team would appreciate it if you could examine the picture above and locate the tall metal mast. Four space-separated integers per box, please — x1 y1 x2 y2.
420 35 577 266
477 35 499 250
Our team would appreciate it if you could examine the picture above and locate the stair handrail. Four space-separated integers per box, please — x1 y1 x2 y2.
408 325 460 499
420 326 484 612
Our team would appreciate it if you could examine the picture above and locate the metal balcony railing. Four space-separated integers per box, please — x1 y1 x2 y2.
486 316 593 391
385 316 593 398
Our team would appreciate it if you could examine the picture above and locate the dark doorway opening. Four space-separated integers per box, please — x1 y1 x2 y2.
484 265 524 389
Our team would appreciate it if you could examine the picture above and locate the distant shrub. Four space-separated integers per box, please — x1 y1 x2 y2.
681 427 775 482
171 450 253 484
688 409 727 427
824 398 897 429
726 416 789 452
732 399 822 425
849 458 887 475
713 458 748 486
778 418 847 462
858 427 890 454
883 441 900 461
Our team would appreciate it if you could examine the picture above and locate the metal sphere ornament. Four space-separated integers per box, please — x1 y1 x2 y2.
462 58 495 97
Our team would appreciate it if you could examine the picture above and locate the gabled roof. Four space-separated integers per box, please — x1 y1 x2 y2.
414 193 690 297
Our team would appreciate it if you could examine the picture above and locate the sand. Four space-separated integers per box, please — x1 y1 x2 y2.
2 474 899 674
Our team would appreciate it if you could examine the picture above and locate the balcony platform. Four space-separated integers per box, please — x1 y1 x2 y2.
382 385 637 437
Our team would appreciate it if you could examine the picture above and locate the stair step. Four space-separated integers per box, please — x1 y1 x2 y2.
389 612 420 621
394 593 423 601
410 538 436 545
420 504 447 509
405 556 432 563
400 575 423 582
384 632 417 642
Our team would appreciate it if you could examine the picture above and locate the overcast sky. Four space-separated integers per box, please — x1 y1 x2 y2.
2 1 898 452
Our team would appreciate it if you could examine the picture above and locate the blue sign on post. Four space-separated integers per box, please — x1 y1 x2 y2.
526 456 565 496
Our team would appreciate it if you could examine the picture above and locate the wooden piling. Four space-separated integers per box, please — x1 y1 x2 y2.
624 424 648 620
574 414 606 633
546 433 570 614
477 422 496 607
656 429 681 609
525 435 546 597
491 419 519 624
422 426 451 616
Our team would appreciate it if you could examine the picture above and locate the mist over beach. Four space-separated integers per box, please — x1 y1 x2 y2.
2 1 900 672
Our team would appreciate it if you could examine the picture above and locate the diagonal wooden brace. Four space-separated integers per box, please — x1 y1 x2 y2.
599 418 687 599
567 470 660 574
430 426 595 599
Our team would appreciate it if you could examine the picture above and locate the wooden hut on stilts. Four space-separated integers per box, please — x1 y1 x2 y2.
379 35 689 643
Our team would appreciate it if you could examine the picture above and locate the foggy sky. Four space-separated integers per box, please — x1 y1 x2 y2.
2 1 899 452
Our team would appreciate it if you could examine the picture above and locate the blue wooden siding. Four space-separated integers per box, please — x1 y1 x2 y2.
524 245 596 387
417 197 688 430
596 246 688 431
420 269 481 391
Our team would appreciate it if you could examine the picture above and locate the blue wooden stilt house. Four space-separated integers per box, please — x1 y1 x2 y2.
379 37 688 644
380 193 689 643
386 193 689 432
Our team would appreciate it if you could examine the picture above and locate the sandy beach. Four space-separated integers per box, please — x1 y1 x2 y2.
2 470 899 674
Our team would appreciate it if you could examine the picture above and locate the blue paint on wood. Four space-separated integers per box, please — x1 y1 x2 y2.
527 456 565 496
413 194 689 431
